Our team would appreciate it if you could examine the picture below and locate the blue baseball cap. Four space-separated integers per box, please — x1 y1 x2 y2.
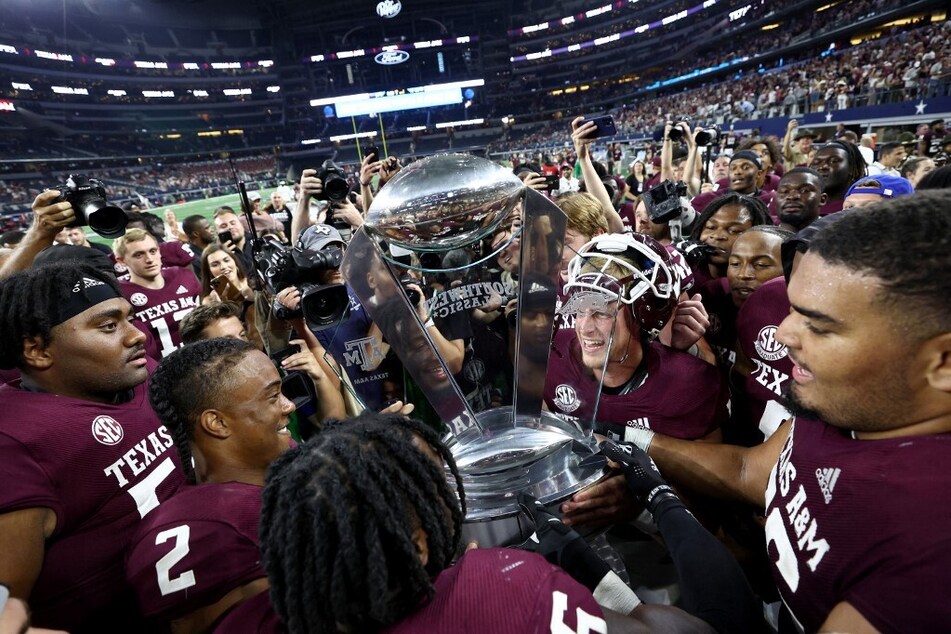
845 174 914 199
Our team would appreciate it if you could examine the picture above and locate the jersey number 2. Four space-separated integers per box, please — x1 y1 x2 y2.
155 525 197 596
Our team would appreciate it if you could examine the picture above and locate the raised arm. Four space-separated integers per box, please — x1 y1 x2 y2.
571 117 624 233
0 191 75 281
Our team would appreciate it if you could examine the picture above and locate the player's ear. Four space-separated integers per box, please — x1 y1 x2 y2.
921 332 951 393
21 335 53 370
411 527 429 568
199 409 231 439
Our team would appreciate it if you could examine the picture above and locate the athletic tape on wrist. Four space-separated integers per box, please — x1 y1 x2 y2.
593 570 642 614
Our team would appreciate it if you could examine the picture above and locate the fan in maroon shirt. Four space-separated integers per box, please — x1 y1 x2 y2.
0 262 184 631
126 338 295 632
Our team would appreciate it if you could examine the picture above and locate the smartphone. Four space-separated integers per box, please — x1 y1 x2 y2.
217 230 233 245
210 274 229 293
365 145 380 161
281 371 315 408
544 174 560 192
580 115 617 139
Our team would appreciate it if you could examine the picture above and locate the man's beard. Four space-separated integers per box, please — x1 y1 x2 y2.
780 386 822 422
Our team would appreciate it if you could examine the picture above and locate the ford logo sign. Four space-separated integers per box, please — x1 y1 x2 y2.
376 0 401 18
375 50 410 65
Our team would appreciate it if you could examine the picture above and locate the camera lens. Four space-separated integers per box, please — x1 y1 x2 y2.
84 201 128 238
301 284 351 331
325 177 350 201
667 126 684 142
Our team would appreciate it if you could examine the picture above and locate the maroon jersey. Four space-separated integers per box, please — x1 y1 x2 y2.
126 482 265 622
765 418 951 632
544 330 727 441
120 266 201 359
213 549 606 634
0 364 184 630
735 277 793 440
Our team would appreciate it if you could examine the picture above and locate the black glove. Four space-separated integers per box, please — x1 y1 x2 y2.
512 492 610 591
600 440 683 520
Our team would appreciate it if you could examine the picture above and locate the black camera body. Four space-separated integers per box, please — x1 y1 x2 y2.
57 175 127 238
694 126 721 146
643 179 689 224
315 159 351 202
399 273 422 306
667 118 692 142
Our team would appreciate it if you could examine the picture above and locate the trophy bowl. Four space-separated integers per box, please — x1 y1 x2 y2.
363 153 524 252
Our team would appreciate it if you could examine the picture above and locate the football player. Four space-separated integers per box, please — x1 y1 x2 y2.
125 338 295 632
114 228 202 359
545 233 729 528
0 262 184 630
631 192 951 631
218 413 764 633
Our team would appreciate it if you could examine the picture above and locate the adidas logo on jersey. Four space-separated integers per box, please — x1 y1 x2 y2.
176 285 189 295
815 467 841 504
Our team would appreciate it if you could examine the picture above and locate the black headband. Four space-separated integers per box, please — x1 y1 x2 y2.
50 275 124 327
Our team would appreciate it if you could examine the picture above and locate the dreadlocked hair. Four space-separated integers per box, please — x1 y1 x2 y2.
821 139 868 188
0 262 119 370
689 192 772 241
260 412 466 634
147 337 257 483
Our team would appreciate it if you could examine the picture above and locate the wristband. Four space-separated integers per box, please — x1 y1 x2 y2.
622 427 655 453
423 317 435 328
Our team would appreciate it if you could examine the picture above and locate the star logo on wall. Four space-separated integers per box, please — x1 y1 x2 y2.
915 101 927 115
825 112 833 122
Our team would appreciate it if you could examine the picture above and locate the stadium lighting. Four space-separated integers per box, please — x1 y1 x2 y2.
51 86 88 95
435 118 484 129
267 86 281 93
191 90 209 97
406 125 428 132
11 82 32 91
329 131 378 142
135 61 168 69
35 50 73 62
223 88 252 96
301 138 322 145
142 90 175 98
95 58 116 66
0 44 17 55
0 100 16 112
107 89 127 97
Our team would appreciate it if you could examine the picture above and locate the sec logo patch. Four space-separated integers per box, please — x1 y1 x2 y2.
553 384 581 413
91 415 124 446
754 325 787 361
130 293 148 307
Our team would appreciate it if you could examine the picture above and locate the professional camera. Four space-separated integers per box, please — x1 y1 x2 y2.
57 175 127 238
694 126 721 146
315 159 351 202
257 235 351 331
667 118 692 142
643 179 689 224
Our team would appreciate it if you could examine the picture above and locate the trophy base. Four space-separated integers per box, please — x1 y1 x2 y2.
446 407 607 547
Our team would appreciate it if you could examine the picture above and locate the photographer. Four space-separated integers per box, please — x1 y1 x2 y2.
661 120 703 198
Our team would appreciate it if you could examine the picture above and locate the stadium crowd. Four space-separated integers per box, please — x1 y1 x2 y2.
1 1 951 631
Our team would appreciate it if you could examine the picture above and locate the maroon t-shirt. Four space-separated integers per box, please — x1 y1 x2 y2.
544 330 727 441
126 482 265 622
735 277 793 440
0 364 184 631
120 266 201 359
213 549 605 634
765 418 951 632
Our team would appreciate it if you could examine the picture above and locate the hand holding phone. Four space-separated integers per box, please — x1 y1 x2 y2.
217 230 234 246
579 115 617 139
544 174 560 192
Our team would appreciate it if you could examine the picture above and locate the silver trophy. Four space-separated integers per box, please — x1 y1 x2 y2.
343 153 606 546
